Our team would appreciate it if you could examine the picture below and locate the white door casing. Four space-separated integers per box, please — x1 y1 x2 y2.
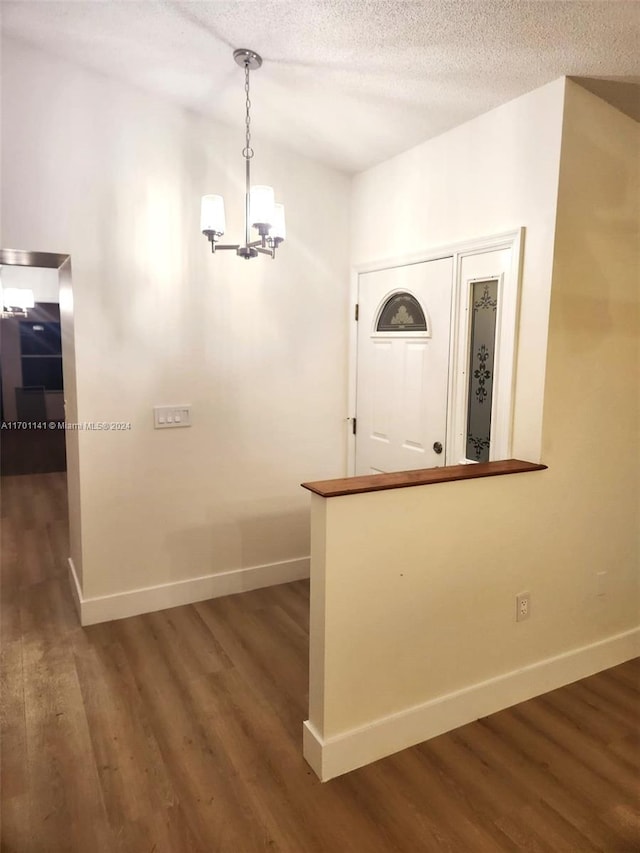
348 230 523 475
449 241 521 465
354 257 454 475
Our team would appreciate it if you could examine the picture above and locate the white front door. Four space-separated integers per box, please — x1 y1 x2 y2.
355 257 454 475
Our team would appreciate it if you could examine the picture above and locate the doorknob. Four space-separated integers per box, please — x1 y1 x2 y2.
433 441 443 454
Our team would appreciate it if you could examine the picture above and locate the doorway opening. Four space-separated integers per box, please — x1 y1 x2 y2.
0 248 82 608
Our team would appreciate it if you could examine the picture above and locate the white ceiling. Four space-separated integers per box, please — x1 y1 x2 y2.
2 1 639 173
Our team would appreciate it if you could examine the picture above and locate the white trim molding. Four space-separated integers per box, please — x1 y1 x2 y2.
347 229 524 474
67 557 83 620
68 556 310 626
303 626 640 781
448 229 524 466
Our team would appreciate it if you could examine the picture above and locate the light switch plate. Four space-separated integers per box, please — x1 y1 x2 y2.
153 405 192 429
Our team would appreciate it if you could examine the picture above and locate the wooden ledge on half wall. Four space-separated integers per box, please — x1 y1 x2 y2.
301 459 547 499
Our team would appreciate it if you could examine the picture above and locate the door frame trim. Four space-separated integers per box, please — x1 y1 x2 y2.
0 247 84 601
347 229 524 475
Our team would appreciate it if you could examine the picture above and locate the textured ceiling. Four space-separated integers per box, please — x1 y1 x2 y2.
2 1 639 173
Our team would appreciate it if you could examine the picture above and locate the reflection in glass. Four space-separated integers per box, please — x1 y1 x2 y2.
466 279 498 462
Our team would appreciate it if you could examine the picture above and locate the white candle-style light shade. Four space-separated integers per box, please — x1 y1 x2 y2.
271 203 286 241
3 288 35 310
201 194 226 235
250 185 275 227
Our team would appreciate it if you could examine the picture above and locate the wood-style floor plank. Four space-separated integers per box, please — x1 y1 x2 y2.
1 472 639 852
452 717 605 852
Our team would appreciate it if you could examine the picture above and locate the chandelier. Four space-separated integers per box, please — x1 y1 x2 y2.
201 49 285 260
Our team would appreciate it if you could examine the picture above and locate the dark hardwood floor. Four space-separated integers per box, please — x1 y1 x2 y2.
0 428 66 476
1 472 639 852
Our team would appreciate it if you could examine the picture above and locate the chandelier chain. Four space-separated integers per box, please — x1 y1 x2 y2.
243 62 254 160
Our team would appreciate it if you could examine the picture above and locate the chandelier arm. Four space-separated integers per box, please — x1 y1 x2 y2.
211 243 241 253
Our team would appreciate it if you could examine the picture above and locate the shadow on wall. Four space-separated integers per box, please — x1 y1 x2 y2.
572 77 640 124
552 107 639 353
165 503 310 579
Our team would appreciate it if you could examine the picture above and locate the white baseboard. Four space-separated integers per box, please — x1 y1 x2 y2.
68 556 309 626
303 625 640 781
67 557 83 621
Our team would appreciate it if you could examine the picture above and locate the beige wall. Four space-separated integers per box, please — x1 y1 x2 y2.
539 78 640 641
306 80 639 778
542 79 639 534
351 78 566 463
1 38 351 601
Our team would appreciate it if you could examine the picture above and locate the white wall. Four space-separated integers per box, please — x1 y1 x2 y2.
0 264 59 303
58 257 83 587
304 80 640 780
350 78 566 462
1 37 351 608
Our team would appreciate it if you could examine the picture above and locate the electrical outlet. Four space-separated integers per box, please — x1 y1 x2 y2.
516 592 530 622
596 571 607 598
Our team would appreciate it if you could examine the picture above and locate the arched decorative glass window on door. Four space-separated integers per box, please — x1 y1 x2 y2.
376 292 427 332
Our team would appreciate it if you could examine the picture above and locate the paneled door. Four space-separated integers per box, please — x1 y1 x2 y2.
355 257 454 475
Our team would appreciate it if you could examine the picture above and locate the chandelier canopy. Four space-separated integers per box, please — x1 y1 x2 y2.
201 49 285 261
